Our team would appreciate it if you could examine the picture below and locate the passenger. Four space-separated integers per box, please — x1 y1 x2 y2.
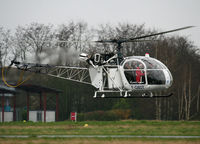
131 61 137 69
124 62 132 69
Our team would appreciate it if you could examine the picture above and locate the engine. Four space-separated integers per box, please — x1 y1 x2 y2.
79 53 89 61
79 52 116 67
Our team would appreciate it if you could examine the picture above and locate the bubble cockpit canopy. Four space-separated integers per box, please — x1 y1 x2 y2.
121 56 173 87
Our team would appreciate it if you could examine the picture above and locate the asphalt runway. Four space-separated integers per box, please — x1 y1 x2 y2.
0 135 200 139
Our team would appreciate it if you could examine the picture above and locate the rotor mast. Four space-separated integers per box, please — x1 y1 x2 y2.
116 41 124 64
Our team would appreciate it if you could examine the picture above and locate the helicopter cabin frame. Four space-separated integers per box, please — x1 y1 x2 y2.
89 53 173 98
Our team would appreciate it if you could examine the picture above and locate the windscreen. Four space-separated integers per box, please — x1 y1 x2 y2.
141 58 164 69
146 70 165 84
141 58 166 84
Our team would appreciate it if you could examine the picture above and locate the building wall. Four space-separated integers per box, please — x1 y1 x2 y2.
43 111 55 122
29 111 38 122
29 111 55 122
0 112 13 122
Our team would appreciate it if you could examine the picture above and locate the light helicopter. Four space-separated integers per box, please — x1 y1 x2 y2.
2 26 194 98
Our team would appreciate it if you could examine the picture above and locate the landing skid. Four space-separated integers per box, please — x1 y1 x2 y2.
93 91 173 98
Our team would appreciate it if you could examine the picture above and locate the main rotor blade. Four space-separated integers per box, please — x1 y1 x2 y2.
8 56 17 68
125 39 159 43
94 26 194 44
128 26 194 41
95 39 158 44
95 39 118 43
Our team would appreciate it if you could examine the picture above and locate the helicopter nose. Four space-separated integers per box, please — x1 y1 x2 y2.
164 69 173 88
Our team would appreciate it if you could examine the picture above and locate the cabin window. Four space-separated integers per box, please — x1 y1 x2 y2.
124 60 146 84
141 59 163 69
147 70 165 85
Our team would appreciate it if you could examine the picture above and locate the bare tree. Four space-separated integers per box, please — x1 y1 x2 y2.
15 23 54 62
4 22 200 120
0 27 12 67
56 21 93 66
95 23 150 56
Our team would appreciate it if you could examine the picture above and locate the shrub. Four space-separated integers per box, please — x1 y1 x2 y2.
112 109 131 119
77 109 131 121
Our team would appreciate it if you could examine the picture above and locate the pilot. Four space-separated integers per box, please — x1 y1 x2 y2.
136 64 145 83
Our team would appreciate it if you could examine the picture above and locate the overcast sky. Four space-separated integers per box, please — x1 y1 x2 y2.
0 0 199 47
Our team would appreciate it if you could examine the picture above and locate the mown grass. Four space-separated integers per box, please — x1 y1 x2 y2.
0 138 200 144
0 120 199 136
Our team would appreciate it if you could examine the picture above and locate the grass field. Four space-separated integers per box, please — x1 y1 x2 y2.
0 120 199 144
0 138 200 144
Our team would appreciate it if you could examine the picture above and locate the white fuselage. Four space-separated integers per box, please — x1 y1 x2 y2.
89 56 173 92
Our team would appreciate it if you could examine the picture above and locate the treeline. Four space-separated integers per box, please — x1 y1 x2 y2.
0 21 199 120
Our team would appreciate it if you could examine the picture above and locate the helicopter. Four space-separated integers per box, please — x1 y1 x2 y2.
3 26 194 98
